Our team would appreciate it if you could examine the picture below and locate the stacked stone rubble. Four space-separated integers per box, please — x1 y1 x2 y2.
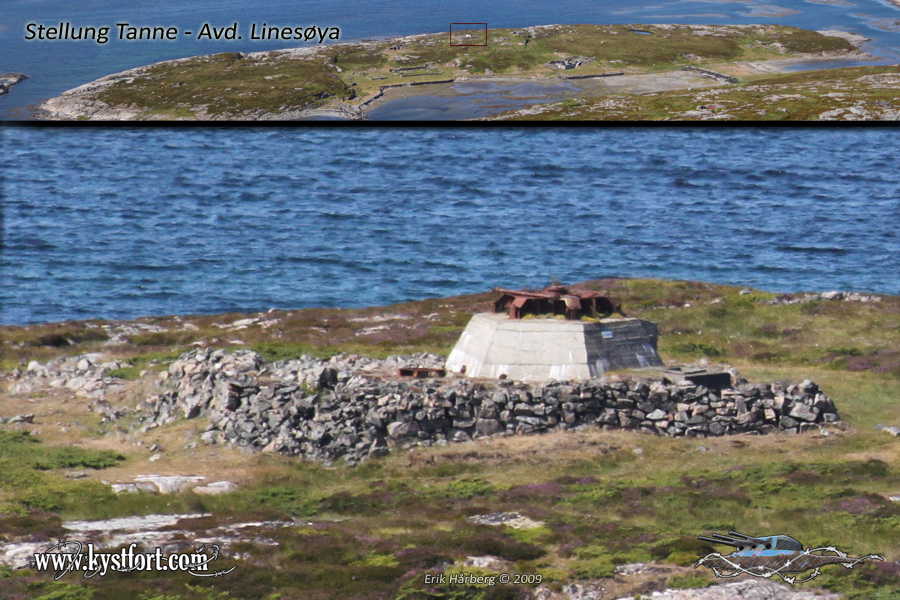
6 353 130 421
138 350 842 465
8 353 126 398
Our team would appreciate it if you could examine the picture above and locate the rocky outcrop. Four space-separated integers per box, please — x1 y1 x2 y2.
0 513 283 569
766 290 883 306
9 353 125 395
137 350 842 466
108 474 237 495
0 73 28 97
5 353 134 422
876 423 900 437
548 56 595 70
609 579 841 599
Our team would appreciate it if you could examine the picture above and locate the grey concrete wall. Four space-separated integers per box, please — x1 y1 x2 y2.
446 313 663 382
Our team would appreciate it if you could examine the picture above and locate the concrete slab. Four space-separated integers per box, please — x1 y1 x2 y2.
446 313 663 382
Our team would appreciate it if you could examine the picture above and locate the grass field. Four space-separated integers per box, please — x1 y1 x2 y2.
1 278 898 599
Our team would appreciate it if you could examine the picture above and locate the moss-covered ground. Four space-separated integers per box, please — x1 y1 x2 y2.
1 278 899 598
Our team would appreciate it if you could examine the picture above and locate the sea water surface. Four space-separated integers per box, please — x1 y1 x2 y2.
2 0 900 118
2 128 898 325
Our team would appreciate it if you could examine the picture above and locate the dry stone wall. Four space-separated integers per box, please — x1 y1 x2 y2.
138 350 842 465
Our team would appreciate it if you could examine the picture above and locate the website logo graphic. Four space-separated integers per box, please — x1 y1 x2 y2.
696 530 882 585
20 540 237 580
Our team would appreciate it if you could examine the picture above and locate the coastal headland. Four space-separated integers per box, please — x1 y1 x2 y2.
1 278 899 598
33 23 894 120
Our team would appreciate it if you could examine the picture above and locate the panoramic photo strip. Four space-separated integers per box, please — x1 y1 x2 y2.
2 0 899 120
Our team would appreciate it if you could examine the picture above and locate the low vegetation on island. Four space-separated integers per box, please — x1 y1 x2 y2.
35 24 893 121
487 64 900 120
1 279 899 599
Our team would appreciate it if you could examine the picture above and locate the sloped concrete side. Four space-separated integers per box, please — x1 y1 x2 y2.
445 312 499 378
446 313 663 382
584 319 662 373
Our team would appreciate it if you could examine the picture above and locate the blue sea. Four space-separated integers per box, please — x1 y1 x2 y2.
2 0 900 118
2 128 898 325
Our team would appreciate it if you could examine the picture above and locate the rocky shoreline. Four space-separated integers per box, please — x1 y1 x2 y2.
0 72 28 98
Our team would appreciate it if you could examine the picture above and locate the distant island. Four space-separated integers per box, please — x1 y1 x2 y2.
0 73 28 98
35 24 898 121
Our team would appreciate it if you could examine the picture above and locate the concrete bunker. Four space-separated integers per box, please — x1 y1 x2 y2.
447 285 664 382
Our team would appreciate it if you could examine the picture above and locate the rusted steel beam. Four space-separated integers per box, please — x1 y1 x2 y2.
492 284 622 320
398 367 447 378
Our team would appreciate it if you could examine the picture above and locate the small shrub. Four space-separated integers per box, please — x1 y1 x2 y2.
750 350 781 363
20 480 114 513
571 556 615 579
0 430 39 446
852 459 891 478
33 447 125 471
443 478 494 500
753 323 781 339
252 342 328 362
649 536 707 563
508 525 554 545
25 327 108 348
243 485 319 517
828 346 864 357
466 533 545 561
673 342 724 358
356 553 400 568
667 550 701 566
319 491 390 516
32 583 94 600
128 331 195 346
666 572 713 589
731 292 775 306
26 334 75 348
0 511 65 539
107 365 144 380
707 305 730 319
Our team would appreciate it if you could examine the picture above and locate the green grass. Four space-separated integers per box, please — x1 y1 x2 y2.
0 431 125 515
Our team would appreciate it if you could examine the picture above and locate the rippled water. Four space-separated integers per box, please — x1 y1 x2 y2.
2 127 898 325
2 0 899 118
